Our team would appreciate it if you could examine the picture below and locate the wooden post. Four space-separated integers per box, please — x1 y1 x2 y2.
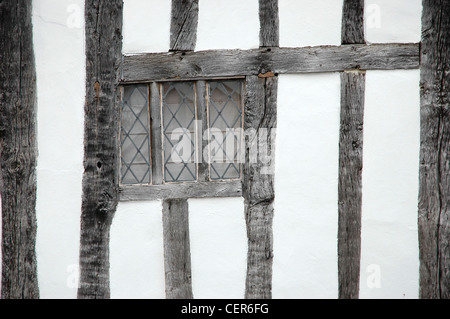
78 0 123 299
338 71 365 299
170 0 199 52
0 0 39 299
243 0 279 300
162 199 193 299
243 76 277 299
341 0 365 45
338 0 366 299
259 0 279 47
419 0 450 299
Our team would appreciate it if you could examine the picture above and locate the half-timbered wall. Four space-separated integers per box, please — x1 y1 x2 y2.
0 0 424 298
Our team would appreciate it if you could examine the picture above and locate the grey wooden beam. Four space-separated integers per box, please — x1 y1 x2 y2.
120 181 242 202
196 81 209 182
243 76 277 299
122 43 420 82
338 71 365 299
163 199 193 299
242 6 279 299
338 0 365 300
259 0 279 47
150 82 164 185
170 0 199 51
78 0 123 299
419 0 450 299
342 0 365 44
0 0 39 299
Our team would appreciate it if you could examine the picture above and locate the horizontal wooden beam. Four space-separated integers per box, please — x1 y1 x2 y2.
122 43 419 82
119 181 242 201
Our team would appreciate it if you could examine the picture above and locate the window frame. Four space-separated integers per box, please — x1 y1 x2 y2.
118 77 246 202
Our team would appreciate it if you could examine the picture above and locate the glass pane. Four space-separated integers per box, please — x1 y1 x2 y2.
208 80 244 180
162 82 197 183
121 85 152 184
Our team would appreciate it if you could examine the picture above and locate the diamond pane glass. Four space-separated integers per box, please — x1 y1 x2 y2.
162 82 197 183
208 80 244 180
121 85 151 184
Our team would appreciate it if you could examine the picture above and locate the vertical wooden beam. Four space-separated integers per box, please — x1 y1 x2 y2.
259 0 279 47
170 0 199 51
0 0 39 299
341 0 365 45
244 76 277 299
162 199 193 299
197 80 209 182
150 82 164 185
419 0 450 299
338 71 365 299
338 0 366 299
78 0 123 299
242 1 279 299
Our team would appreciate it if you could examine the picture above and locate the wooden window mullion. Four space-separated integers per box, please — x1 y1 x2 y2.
196 80 209 182
150 82 164 185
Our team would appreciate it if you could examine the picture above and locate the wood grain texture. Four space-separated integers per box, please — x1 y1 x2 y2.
163 199 193 299
338 71 365 299
342 0 365 44
243 76 277 299
196 81 209 182
122 44 419 82
170 0 199 51
119 181 242 201
259 0 279 47
78 0 123 299
150 82 163 185
419 0 450 299
0 0 39 299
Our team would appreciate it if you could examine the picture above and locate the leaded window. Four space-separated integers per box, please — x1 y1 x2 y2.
120 79 244 186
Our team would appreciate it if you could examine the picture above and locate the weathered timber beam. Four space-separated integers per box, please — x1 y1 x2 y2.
259 0 279 47
338 71 365 299
0 0 39 299
419 0 450 299
119 181 242 202
162 199 193 299
243 76 277 299
78 0 123 299
122 43 419 82
243 1 279 300
170 0 199 51
338 0 366 300
342 0 365 44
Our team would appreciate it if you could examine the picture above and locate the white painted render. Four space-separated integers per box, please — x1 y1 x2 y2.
360 70 420 299
122 0 171 54
110 201 165 299
273 73 341 299
279 0 344 47
189 198 247 299
0 0 422 299
196 0 260 51
365 0 422 44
